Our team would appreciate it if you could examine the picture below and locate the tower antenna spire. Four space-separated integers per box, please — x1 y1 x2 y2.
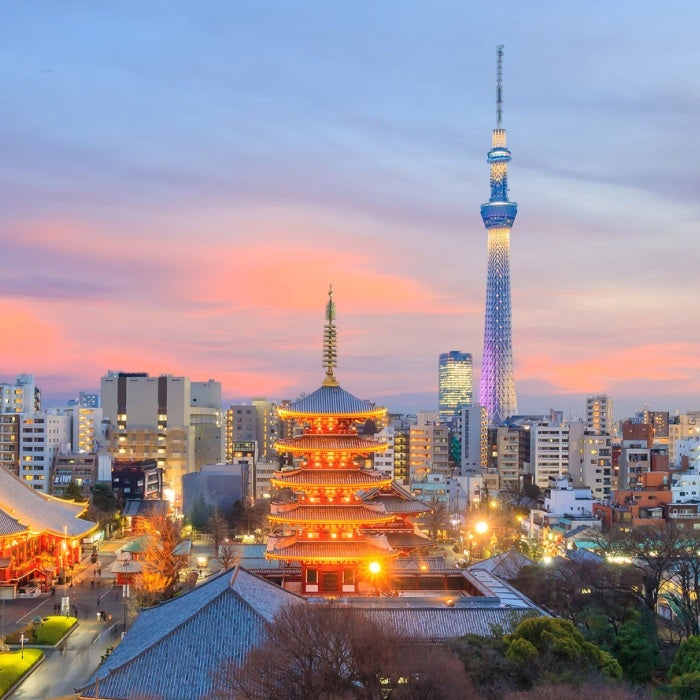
496 44 504 128
322 284 338 386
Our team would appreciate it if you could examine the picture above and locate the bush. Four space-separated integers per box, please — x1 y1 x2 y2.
0 649 44 694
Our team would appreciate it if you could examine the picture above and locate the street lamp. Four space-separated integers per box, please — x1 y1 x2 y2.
20 633 26 659
122 559 130 635
61 525 69 616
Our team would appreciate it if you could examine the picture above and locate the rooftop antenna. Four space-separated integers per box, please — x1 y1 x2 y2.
496 44 504 128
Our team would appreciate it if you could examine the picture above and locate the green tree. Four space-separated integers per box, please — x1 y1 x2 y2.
609 618 658 682
670 636 700 678
60 480 88 502
670 636 700 700
504 617 622 685
189 494 213 533
87 482 120 532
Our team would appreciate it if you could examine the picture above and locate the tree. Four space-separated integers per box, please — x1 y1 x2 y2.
135 516 189 605
60 480 88 502
609 618 658 683
660 530 700 639
420 495 450 542
214 603 472 699
87 482 120 532
669 636 700 700
189 494 213 533
207 509 229 550
215 539 240 571
504 617 623 686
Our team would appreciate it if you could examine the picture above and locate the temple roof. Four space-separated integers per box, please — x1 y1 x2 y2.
384 532 433 549
275 435 387 453
0 510 26 537
272 468 391 489
361 481 431 514
78 567 304 700
0 466 96 538
269 505 392 524
266 536 398 562
278 384 385 419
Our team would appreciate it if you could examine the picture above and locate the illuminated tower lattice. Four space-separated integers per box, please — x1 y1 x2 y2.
479 45 518 425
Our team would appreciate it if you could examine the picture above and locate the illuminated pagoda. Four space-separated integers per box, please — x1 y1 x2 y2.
266 287 400 595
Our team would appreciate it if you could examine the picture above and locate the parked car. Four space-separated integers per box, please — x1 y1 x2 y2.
17 586 41 598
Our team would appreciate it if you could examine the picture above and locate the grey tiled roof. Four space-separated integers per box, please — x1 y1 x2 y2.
385 532 433 548
78 567 304 700
361 482 431 513
0 510 26 536
366 495 431 514
360 606 533 640
281 385 383 417
469 551 535 581
0 465 96 538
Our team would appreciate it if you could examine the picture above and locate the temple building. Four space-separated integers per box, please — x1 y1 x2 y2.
0 466 97 592
266 288 431 595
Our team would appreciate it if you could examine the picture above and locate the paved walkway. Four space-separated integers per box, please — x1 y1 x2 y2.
5 534 219 699
5 537 131 699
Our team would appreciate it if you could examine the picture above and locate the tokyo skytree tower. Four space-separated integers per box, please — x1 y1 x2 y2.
478 45 517 425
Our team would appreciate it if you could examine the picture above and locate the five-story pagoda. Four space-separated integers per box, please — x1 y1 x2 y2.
266 288 398 595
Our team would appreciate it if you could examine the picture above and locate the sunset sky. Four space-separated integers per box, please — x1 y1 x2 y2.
2 2 699 419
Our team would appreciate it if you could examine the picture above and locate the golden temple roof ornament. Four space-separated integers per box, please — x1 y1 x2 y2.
322 285 338 386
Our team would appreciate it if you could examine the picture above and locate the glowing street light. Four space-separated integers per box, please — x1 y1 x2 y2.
474 521 488 535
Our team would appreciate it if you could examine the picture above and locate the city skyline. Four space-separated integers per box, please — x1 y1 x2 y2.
2 3 699 418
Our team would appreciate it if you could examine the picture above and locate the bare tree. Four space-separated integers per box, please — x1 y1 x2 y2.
214 539 240 572
420 494 450 542
213 603 471 700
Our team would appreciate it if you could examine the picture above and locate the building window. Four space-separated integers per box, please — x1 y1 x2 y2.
342 569 355 585
306 569 318 584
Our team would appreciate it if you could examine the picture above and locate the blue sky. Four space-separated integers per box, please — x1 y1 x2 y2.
1 2 699 420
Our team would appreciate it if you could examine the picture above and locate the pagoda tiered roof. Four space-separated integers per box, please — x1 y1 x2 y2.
269 504 393 525
266 536 398 563
279 384 385 419
271 468 391 490
275 435 388 453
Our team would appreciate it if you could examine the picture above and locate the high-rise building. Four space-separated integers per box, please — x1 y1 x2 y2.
454 404 487 474
409 412 450 482
225 399 281 462
101 372 222 508
438 351 472 424
19 409 72 492
0 374 42 477
479 46 518 425
586 394 614 434
528 422 571 490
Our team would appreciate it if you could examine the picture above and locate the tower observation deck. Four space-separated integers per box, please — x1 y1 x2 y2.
478 45 518 425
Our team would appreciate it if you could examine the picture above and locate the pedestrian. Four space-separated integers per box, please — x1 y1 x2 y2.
72 605 78 618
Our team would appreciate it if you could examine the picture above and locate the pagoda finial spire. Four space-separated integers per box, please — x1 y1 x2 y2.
322 285 338 386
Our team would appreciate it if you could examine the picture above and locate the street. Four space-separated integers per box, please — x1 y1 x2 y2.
4 537 130 700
